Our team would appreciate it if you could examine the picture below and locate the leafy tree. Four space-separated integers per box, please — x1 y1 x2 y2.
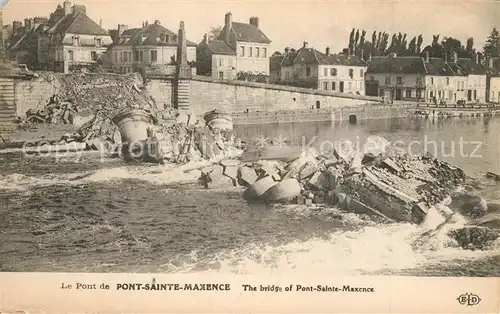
208 26 223 40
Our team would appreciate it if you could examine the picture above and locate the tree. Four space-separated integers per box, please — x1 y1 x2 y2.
483 28 500 58
417 35 423 54
348 28 356 52
208 26 223 40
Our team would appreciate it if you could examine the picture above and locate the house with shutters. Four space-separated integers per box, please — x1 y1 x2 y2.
34 0 113 73
196 34 237 79
366 51 487 103
107 20 197 74
278 42 368 94
199 12 271 77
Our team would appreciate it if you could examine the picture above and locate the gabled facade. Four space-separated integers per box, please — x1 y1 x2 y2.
197 34 236 79
366 52 487 103
278 42 368 94
107 20 197 74
212 13 272 75
36 1 112 73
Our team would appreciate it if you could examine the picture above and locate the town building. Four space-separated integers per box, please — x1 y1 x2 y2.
198 12 271 77
21 1 113 73
366 52 487 104
277 42 368 94
107 20 197 74
484 58 500 103
196 33 236 79
6 17 48 68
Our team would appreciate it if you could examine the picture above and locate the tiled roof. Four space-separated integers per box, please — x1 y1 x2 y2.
280 47 367 67
50 12 109 36
424 57 456 76
117 23 196 47
199 40 235 55
319 53 368 67
367 56 427 74
219 22 271 44
455 58 487 75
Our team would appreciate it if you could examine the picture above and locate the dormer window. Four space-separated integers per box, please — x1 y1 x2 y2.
165 34 170 42
72 35 80 46
95 37 102 47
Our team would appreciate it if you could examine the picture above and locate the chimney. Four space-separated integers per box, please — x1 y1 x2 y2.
72 5 87 14
118 24 128 36
284 47 290 54
224 12 232 43
303 41 308 48
453 51 458 63
325 46 330 56
12 21 23 33
249 17 259 28
99 19 102 27
424 50 430 62
63 0 72 16
203 33 209 44
24 18 30 31
154 20 161 25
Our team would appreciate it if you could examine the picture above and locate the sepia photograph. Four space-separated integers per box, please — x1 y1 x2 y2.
1 0 500 287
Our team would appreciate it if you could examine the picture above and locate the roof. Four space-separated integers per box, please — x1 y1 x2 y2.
270 54 284 71
455 58 487 75
281 46 367 68
367 56 427 74
424 57 456 76
218 22 271 44
116 23 197 47
48 12 109 36
199 39 235 55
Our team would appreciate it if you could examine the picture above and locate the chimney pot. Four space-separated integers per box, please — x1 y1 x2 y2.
154 20 161 25
249 17 259 28
284 47 290 54
203 33 209 44
325 46 330 56
303 41 308 48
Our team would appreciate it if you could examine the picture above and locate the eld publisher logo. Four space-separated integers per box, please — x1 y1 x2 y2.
457 293 481 306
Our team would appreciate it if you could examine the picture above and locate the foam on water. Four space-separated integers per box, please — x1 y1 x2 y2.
159 205 499 276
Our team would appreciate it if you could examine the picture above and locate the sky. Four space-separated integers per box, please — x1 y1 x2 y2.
2 0 500 54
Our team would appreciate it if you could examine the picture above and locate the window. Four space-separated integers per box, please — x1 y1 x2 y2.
285 72 290 80
129 52 132 62
249 47 253 57
95 38 102 47
219 58 223 66
68 50 74 61
370 75 375 81
323 82 328 90
430 77 434 85
446 77 450 85
306 67 311 77
256 47 260 58
416 76 422 85
348 82 352 90
91 51 97 61
379 89 384 96
114 52 117 62
360 69 364 77
332 82 336 91
120 52 123 62
151 50 158 62
240 46 245 57
219 72 224 80
396 76 402 85
262 48 267 58
449 90 453 99
349 69 354 78
406 89 411 98
228 58 233 66
134 51 139 61
72 36 80 46
359 81 363 90
331 68 337 76
385 76 391 84
324 68 328 76
124 51 128 62
139 51 143 61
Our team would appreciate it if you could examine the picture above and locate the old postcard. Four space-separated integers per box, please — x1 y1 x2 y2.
0 0 499 312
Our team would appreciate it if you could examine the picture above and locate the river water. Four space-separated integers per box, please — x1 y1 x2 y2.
1 116 499 276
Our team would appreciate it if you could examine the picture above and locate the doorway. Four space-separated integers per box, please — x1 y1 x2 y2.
395 89 402 100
